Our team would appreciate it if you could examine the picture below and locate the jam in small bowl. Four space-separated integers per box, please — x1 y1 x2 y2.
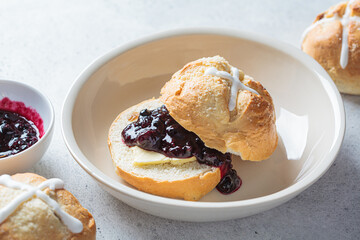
0 80 54 174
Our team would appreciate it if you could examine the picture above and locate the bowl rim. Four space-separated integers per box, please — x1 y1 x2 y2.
61 28 345 209
0 79 55 161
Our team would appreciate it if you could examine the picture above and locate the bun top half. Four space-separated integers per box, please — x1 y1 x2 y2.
160 56 277 161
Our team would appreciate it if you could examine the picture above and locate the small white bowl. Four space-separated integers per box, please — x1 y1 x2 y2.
0 80 54 174
62 29 345 221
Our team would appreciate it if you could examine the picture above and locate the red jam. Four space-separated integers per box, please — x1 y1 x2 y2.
0 97 43 158
122 105 242 194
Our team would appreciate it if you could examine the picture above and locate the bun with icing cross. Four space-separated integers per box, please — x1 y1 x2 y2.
108 56 277 201
0 173 96 240
160 56 278 161
301 0 360 95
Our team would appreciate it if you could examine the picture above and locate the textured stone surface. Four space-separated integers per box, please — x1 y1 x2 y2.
0 0 359 239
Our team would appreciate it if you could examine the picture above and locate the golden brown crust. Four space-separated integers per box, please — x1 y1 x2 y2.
115 166 220 201
160 56 278 161
0 173 96 240
107 98 221 201
302 0 360 94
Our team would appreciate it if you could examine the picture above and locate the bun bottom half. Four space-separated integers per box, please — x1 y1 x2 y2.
108 98 221 201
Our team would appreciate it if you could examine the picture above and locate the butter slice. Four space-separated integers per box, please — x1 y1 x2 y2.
132 146 196 166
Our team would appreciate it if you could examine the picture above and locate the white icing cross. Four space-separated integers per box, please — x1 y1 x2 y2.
0 174 83 234
205 66 259 111
302 0 360 68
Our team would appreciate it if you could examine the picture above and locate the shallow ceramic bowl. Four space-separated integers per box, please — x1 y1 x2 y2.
0 80 54 174
62 29 345 221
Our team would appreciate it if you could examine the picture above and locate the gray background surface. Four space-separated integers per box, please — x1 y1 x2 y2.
0 0 359 239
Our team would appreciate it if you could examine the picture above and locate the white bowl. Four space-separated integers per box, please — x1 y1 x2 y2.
61 29 345 221
0 80 54 174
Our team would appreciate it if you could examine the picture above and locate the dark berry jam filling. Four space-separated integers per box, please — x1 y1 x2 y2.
0 110 40 157
122 105 242 194
0 97 44 136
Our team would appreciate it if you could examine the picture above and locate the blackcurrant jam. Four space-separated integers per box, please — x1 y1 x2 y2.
122 105 242 194
0 110 40 157
0 97 44 158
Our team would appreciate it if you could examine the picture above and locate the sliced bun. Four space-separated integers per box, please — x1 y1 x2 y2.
108 98 220 201
0 173 96 240
160 56 278 161
301 0 360 94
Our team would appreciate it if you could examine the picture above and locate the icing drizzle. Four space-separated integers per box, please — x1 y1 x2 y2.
205 66 259 111
0 174 83 234
301 0 360 68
